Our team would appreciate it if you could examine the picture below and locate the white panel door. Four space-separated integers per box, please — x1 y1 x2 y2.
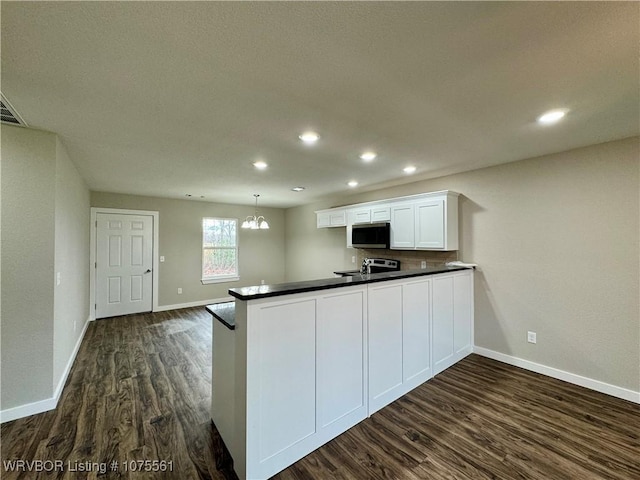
415 199 445 249
368 283 403 414
96 213 153 318
402 279 432 386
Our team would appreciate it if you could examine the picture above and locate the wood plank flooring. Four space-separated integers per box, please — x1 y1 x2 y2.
2 307 639 479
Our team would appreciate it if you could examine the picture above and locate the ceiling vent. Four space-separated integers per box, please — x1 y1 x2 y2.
0 93 27 126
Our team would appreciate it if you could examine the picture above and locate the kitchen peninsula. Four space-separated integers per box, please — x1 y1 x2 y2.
211 265 474 480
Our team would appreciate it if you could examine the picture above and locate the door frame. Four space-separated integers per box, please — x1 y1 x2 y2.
89 207 159 320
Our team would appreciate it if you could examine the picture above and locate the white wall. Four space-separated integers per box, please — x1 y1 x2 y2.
53 137 90 390
1 125 56 409
285 137 640 393
1 125 90 419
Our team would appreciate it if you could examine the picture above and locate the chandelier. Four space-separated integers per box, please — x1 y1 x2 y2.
241 194 269 230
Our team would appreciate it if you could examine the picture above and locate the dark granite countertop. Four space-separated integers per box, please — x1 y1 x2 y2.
206 302 235 330
229 265 472 301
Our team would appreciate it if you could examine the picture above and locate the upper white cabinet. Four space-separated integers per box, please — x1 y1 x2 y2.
391 192 459 251
316 208 346 228
316 190 459 251
390 203 415 248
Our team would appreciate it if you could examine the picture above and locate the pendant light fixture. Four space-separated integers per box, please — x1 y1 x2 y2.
241 194 269 230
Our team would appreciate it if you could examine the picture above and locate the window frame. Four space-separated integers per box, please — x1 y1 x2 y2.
201 217 240 284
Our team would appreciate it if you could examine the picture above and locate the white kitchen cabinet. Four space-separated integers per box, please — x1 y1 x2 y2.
316 208 346 228
390 192 459 251
351 205 391 225
371 206 391 222
390 203 415 248
415 199 445 249
316 288 368 440
432 269 473 375
238 285 368 479
368 277 432 414
352 208 372 224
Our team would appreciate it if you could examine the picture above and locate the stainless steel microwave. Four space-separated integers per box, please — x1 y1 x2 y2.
351 223 390 249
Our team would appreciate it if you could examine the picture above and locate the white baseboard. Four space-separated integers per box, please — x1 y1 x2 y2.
53 317 90 401
154 296 234 312
473 346 640 404
0 316 91 424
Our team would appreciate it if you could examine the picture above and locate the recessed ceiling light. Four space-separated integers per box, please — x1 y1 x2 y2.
299 131 320 144
347 180 359 187
537 109 568 125
360 151 377 162
403 166 416 174
253 160 268 169
291 186 305 192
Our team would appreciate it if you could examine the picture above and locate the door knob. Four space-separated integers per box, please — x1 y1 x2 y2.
144 269 152 274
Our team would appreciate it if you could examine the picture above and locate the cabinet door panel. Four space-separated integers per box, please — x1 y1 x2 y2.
454 272 472 354
403 280 431 383
368 284 403 410
371 206 391 222
252 300 317 463
415 200 445 249
432 276 454 373
390 204 415 248
317 290 365 429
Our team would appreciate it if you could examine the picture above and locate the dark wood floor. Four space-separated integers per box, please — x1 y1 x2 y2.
2 308 639 480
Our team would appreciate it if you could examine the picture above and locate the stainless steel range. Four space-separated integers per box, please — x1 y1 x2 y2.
333 258 401 277
361 258 401 274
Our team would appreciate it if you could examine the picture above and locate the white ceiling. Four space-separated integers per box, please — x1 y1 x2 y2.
2 2 638 208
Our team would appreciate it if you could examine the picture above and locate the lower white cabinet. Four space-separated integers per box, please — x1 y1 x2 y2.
214 269 473 480
242 286 368 480
432 269 474 375
368 277 432 414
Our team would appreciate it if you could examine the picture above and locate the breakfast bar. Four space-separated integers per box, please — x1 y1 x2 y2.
210 266 474 480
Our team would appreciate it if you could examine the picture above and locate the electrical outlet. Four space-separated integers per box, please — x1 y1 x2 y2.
160 256 165 262
74 320 77 332
352 256 356 264
261 280 265 285
56 272 61 286
177 287 183 294
527 331 537 344
421 261 427 269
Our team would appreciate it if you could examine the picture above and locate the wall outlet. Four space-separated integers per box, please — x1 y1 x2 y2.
56 272 61 286
73 319 77 332
160 256 165 262
421 261 427 269
352 256 356 264
261 280 265 285
177 287 183 294
527 331 537 344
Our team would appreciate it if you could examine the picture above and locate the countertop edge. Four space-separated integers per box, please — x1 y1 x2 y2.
229 266 472 301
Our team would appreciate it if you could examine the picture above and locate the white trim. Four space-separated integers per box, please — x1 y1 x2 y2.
0 316 92 424
90 207 159 319
154 296 235 312
473 346 640 404
0 397 57 424
201 277 240 285
53 317 90 400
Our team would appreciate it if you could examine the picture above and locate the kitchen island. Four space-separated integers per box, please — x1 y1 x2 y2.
211 266 474 480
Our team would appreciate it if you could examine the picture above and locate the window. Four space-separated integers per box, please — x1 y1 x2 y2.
202 217 239 283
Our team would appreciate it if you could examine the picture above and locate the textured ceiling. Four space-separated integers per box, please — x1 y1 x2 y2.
2 2 638 208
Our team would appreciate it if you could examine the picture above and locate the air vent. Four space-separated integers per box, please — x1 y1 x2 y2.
0 93 27 126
